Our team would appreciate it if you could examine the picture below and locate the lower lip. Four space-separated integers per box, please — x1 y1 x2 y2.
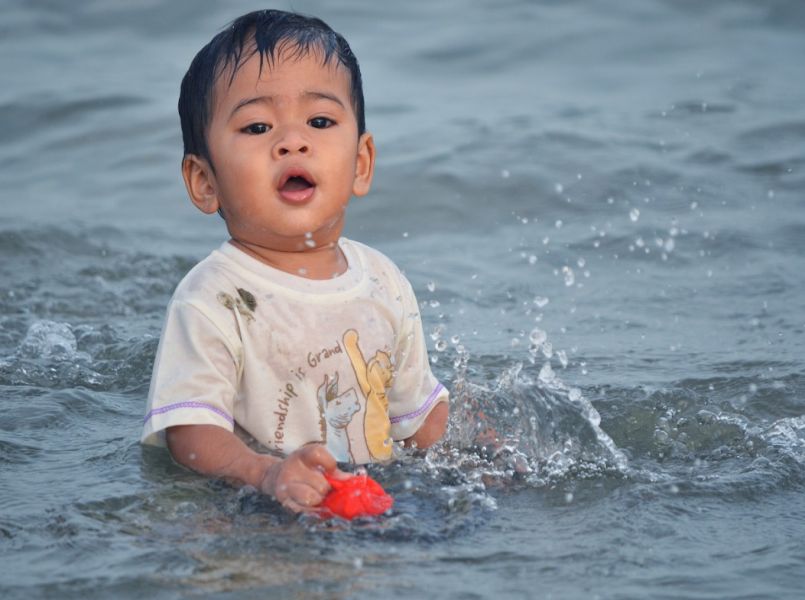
278 186 316 204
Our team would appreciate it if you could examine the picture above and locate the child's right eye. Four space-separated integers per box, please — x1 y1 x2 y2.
242 123 269 135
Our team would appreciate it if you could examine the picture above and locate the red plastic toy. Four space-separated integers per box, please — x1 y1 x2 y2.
321 472 394 519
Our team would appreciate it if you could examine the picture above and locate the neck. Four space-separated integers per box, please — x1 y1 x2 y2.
229 238 348 280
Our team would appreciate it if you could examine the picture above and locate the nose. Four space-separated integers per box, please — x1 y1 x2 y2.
272 127 310 158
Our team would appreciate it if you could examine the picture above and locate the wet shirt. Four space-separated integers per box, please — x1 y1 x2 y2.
141 238 447 464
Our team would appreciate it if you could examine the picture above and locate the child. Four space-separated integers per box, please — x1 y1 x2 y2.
141 10 449 513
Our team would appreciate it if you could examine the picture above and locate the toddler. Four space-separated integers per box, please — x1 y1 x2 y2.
141 9 449 513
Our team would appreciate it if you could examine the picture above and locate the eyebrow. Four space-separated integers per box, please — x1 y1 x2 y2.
228 90 346 121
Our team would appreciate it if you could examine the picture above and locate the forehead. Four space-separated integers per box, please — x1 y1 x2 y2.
211 44 351 113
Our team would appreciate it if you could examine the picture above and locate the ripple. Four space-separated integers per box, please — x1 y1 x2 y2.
0 94 147 145
736 120 805 145
0 435 42 465
664 100 737 117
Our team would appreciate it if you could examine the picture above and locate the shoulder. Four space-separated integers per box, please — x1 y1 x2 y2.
341 239 420 317
342 238 408 283
171 247 234 304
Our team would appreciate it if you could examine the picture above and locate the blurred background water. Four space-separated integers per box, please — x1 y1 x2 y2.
2 0 805 598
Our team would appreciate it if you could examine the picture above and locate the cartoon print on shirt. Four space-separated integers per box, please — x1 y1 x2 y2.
216 287 256 322
343 329 394 461
316 372 360 463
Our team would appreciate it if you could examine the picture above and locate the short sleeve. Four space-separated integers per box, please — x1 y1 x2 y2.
387 274 449 440
141 300 241 446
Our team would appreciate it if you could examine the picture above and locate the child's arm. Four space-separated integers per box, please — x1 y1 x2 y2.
404 401 449 449
166 424 339 512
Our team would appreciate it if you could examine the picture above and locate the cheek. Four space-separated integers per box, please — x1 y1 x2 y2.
219 154 264 189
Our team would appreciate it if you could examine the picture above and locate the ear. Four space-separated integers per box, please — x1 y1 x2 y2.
182 154 220 214
352 132 376 197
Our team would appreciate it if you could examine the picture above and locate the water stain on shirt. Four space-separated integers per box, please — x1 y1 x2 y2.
217 288 256 322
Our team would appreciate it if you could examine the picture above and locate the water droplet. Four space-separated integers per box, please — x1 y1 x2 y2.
568 388 581 402
557 350 568 368
541 341 553 359
533 296 549 308
501 169 510 178
538 362 555 384
402 231 409 238
749 383 758 394
304 239 316 248
427 281 436 293
528 255 537 265
629 208 640 222
554 183 564 194
304 231 313 239
450 335 460 345
429 300 440 308
529 327 547 346
297 268 308 276
353 557 364 569
564 492 574 504
562 266 575 287
555 220 563 229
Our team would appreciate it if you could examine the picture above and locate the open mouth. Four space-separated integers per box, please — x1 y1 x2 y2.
278 169 316 203
282 176 314 192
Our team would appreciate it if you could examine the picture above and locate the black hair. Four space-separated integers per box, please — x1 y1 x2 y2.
178 9 365 163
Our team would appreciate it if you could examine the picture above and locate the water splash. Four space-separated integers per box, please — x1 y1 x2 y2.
0 319 155 391
405 351 629 513
17 320 87 361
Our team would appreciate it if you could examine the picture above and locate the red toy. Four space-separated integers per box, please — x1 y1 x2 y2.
320 472 394 519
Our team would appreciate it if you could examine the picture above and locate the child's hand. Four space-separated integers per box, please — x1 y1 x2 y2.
259 444 344 512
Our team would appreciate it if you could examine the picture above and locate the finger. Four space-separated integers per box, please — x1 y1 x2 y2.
328 467 352 481
300 469 331 498
300 444 338 473
285 481 326 508
281 497 308 514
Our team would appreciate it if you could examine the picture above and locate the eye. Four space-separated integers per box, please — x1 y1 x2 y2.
309 117 334 129
242 123 269 135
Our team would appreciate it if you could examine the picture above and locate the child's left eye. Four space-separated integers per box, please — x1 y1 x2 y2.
309 117 334 129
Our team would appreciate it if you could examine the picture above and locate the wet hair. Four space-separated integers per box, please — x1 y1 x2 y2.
178 9 365 164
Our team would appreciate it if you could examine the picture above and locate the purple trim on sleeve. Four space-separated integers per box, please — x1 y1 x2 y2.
143 401 234 426
390 383 445 424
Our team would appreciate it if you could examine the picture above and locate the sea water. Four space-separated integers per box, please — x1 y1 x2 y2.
2 0 805 598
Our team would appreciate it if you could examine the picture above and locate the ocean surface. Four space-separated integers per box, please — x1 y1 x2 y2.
2 0 805 598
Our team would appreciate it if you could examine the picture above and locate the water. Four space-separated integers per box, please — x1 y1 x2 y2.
2 0 805 597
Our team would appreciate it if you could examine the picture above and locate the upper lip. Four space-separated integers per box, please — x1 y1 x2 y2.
278 167 316 190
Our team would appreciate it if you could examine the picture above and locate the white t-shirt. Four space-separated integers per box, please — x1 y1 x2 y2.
141 238 448 464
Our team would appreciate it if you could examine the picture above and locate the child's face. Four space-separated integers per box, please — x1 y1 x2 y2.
184 46 374 252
